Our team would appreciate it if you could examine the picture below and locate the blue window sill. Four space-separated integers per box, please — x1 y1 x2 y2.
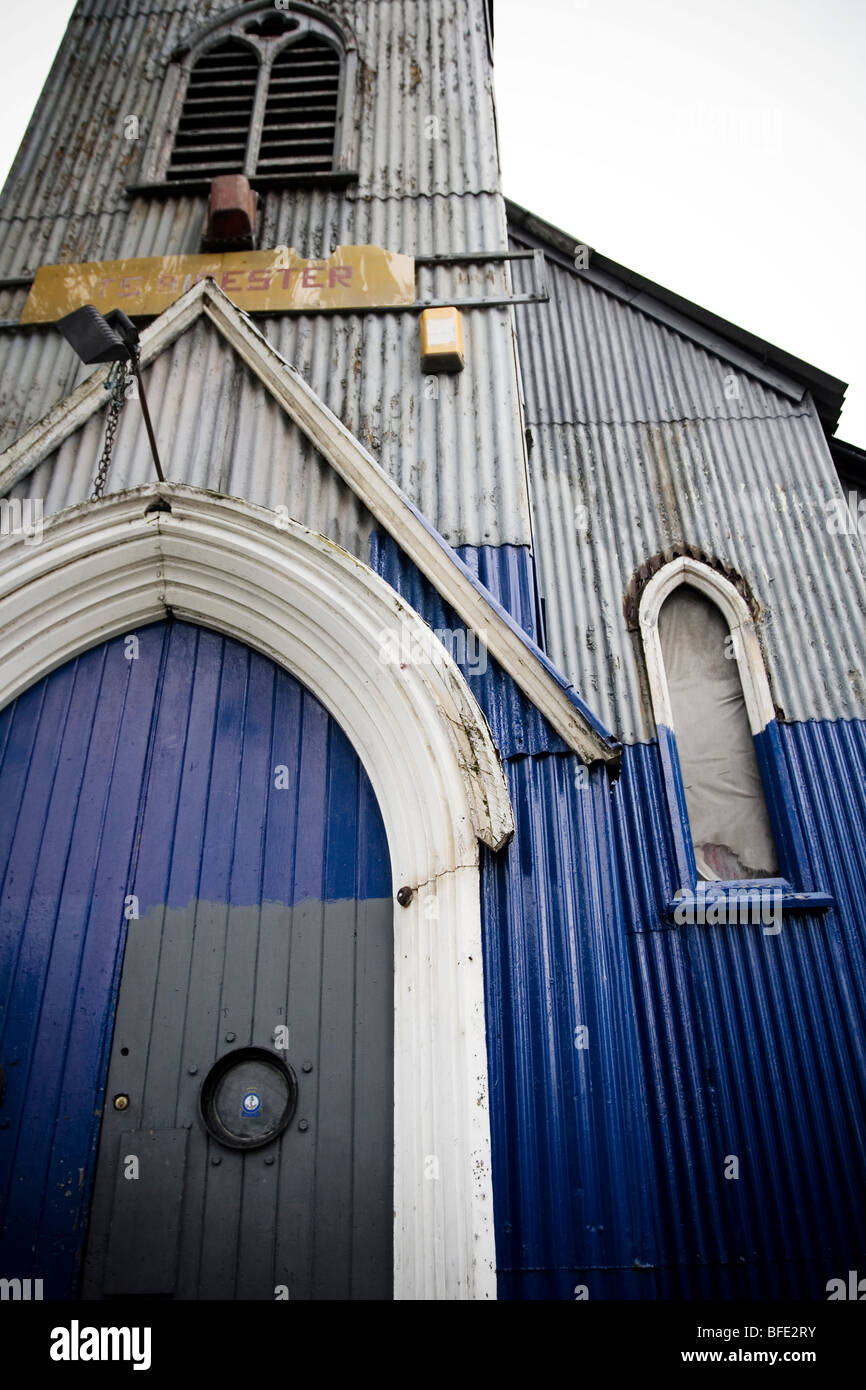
666 881 835 925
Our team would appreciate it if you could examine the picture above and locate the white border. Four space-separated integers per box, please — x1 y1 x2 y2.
0 483 514 1300
638 556 776 737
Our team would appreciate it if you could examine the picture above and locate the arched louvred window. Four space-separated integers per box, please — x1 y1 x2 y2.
657 585 779 880
258 35 341 174
167 39 259 181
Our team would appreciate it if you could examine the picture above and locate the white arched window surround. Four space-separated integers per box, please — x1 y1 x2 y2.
137 1 359 188
638 557 831 915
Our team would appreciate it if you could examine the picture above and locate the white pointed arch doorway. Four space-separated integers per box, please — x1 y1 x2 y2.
0 482 514 1300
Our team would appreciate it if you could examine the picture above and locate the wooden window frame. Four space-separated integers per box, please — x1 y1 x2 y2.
136 2 359 190
638 557 832 919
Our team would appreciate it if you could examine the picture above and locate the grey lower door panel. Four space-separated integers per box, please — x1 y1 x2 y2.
82 897 393 1300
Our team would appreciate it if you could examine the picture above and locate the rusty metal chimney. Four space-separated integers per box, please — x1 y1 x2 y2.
202 175 258 252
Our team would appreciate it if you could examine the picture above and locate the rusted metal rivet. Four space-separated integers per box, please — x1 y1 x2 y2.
298 1119 309 1132
113 1094 129 1111
397 885 413 907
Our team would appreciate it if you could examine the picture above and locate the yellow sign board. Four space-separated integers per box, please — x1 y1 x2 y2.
20 245 416 323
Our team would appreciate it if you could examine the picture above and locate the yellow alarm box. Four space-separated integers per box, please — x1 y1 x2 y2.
420 306 465 373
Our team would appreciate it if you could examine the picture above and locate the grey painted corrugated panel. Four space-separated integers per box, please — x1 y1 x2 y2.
512 253 807 427
5 317 377 560
267 305 529 546
350 0 500 199
0 332 93 457
0 0 499 239
527 412 866 738
0 189 506 281
4 307 531 549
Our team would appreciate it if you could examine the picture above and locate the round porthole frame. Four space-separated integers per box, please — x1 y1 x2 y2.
199 1047 298 1151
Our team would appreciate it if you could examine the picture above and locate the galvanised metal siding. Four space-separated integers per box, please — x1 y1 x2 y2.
0 0 501 230
0 619 392 1298
512 251 866 736
5 317 379 561
4 301 530 554
0 0 529 552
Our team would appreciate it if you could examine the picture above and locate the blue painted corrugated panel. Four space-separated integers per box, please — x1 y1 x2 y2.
369 532 569 758
482 729 866 1298
454 542 539 644
481 752 660 1299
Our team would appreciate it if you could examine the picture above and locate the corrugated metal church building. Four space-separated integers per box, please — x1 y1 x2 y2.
1 0 865 1301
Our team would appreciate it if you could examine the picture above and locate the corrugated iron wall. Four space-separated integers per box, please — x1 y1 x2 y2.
5 304 531 552
1 0 530 554
374 534 866 1299
509 244 866 736
369 529 866 1297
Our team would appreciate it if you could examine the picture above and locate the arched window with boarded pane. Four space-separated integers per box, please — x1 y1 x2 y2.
639 557 781 885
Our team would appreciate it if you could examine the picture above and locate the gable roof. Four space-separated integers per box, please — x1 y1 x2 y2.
0 276 618 764
507 197 848 436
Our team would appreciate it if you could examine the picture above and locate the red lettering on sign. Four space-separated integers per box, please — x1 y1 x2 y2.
118 276 143 299
329 267 353 288
156 273 177 293
97 277 115 299
221 270 244 293
301 267 324 288
247 270 273 291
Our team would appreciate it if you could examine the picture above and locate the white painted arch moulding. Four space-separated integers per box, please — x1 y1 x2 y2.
0 482 514 1300
638 555 777 737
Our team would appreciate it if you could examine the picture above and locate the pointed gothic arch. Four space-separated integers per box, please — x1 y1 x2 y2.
0 482 513 1299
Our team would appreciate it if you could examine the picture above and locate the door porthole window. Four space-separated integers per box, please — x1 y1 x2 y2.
200 1048 298 1150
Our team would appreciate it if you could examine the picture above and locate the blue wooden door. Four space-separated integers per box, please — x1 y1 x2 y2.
0 620 393 1299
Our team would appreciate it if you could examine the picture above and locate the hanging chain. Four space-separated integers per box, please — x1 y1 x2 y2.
91 355 134 502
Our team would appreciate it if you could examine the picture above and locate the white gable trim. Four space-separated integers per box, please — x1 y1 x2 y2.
0 279 616 764
0 482 512 1300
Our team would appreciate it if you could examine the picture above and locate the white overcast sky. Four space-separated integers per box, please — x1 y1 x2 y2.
1 0 864 443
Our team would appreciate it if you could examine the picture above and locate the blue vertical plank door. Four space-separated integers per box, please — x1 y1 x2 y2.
0 620 393 1299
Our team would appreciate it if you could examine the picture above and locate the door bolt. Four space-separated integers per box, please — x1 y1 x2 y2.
397 885 413 907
